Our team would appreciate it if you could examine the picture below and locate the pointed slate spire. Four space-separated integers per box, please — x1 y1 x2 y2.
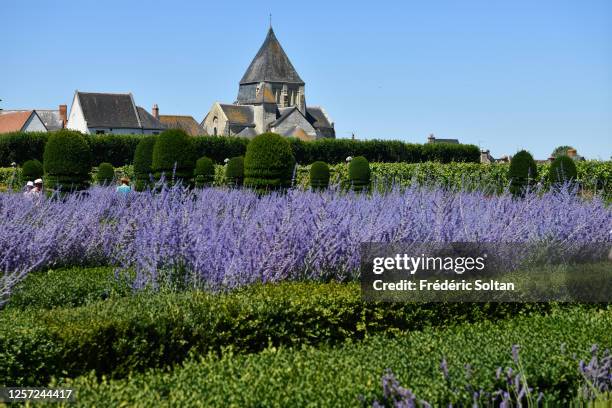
239 27 304 85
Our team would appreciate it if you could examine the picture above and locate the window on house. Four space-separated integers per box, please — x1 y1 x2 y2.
153 132 159 135
96 130 105 135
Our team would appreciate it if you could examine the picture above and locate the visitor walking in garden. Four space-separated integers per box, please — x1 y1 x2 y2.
116 177 131 194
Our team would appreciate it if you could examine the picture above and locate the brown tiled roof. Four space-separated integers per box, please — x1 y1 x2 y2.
159 115 206 136
136 106 165 130
219 104 254 126
0 111 33 133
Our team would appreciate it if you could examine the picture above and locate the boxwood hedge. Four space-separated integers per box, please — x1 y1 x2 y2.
1 131 481 167
43 130 92 191
47 307 612 407
6 267 131 310
0 277 562 386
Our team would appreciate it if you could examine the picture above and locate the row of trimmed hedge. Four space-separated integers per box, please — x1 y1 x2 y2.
49 308 611 406
1 269 561 385
0 131 480 166
6 267 132 310
2 160 610 195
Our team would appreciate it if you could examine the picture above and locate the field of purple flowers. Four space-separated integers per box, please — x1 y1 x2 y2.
1 184 610 306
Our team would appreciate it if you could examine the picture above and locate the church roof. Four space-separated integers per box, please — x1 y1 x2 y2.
236 127 258 138
219 104 255 126
239 28 304 85
306 106 333 130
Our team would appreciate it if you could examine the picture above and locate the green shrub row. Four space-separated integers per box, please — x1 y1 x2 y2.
6 267 131 310
1 276 562 385
0 131 480 167
288 138 480 164
2 160 610 195
47 308 612 407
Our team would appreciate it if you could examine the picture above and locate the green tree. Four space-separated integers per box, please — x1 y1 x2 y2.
151 130 196 186
244 133 295 190
43 130 92 191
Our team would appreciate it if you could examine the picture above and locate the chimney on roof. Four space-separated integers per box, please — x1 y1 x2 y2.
152 104 159 119
567 148 577 159
428 133 435 144
59 104 67 127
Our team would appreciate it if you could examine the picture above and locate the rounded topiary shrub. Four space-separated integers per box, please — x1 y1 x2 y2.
22 159 43 181
194 156 215 188
225 156 244 186
508 150 538 196
96 162 115 185
151 130 196 186
549 155 577 184
244 133 295 190
43 130 92 191
309 161 330 190
133 136 157 191
348 156 371 191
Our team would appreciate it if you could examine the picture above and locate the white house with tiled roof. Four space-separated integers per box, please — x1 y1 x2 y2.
67 91 165 135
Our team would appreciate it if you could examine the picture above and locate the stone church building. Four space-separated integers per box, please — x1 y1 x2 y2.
201 27 335 140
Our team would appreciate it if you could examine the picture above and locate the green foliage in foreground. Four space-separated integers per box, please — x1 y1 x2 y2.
47 308 612 407
6 267 131 310
1 270 565 386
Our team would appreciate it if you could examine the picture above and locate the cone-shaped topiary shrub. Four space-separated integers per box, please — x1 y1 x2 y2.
194 156 215 188
133 136 157 191
309 161 330 190
348 156 371 191
549 155 577 185
508 150 538 196
151 130 196 186
244 133 295 190
43 129 92 191
96 162 115 185
225 156 244 186
22 159 43 181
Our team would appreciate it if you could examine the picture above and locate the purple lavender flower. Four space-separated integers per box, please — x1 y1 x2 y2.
1 183 611 304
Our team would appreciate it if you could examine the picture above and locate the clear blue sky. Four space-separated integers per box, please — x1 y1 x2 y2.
2 0 611 159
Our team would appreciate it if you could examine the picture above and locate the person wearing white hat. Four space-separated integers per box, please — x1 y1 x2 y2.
23 181 34 196
31 178 43 197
